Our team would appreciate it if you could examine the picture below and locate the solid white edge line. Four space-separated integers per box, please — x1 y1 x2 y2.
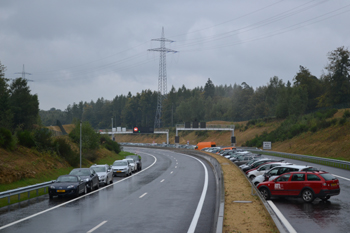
87 221 107 233
139 193 147 198
186 156 209 233
0 152 157 231
267 200 297 233
332 174 350 181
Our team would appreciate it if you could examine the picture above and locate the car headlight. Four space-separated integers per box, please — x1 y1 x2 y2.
123 168 128 171
67 185 74 189
85 178 90 182
50 185 55 189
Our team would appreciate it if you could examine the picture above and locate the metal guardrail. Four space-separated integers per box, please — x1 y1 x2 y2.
0 180 55 204
244 148 350 170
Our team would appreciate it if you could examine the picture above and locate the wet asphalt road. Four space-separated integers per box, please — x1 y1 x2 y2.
0 148 216 233
261 154 350 233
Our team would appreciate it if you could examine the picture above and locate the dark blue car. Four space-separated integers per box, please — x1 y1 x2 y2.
49 175 87 199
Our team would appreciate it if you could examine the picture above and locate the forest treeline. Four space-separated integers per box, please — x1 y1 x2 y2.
0 61 121 159
39 46 350 129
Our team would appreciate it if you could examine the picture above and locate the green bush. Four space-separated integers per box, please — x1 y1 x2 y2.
310 125 318 132
339 117 347 125
100 135 121 154
84 150 98 163
343 110 350 118
54 137 79 167
69 121 100 151
33 128 53 152
0 127 15 150
17 130 35 148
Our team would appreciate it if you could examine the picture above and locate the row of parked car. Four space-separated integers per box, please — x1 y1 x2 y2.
203 146 341 203
48 155 142 199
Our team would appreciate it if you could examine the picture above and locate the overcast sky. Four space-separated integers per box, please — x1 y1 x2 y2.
1 0 350 110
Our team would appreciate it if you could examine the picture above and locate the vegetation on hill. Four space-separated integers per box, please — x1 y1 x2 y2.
38 46 350 131
243 108 350 147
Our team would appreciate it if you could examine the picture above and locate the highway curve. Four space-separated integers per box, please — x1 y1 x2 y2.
0 147 216 233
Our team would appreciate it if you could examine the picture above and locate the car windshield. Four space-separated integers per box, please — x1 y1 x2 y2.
57 176 78 183
113 161 127 166
70 169 90 176
320 173 336 181
91 167 106 172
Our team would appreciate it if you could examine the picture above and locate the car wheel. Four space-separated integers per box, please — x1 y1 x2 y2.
254 182 259 186
49 194 53 199
302 189 315 203
249 175 255 180
321 196 330 201
259 187 270 200
110 177 113 184
84 186 87 195
96 182 99 190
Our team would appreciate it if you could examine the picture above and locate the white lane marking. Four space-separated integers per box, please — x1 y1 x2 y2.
87 221 107 233
139 193 147 198
186 156 209 233
160 179 165 183
0 152 157 231
267 201 297 233
170 171 173 174
332 174 350 182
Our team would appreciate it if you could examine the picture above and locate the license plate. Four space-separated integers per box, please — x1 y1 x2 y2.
331 183 337 186
117 171 121 173
57 190 65 192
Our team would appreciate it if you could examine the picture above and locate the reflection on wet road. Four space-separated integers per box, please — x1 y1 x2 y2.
265 154 350 233
0 148 216 233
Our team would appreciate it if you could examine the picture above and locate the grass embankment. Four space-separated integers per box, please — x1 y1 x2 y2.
0 149 132 208
207 152 278 233
115 109 350 161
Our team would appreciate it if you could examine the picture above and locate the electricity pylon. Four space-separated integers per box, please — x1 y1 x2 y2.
14 64 33 82
148 27 177 129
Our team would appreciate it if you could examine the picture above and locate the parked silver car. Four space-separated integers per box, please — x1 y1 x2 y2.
123 158 137 173
90 164 113 186
111 160 132 177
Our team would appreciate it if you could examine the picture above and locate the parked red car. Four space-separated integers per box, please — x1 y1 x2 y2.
257 171 340 203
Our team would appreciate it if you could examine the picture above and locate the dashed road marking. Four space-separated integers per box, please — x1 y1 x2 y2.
87 221 107 233
139 193 147 198
171 171 173 174
160 179 165 183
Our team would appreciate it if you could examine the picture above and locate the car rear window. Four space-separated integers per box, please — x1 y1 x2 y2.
307 174 321 181
320 174 336 181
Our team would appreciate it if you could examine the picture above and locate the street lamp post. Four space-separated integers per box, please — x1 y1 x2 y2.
80 120 82 168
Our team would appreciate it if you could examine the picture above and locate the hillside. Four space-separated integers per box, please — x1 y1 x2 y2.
114 110 350 161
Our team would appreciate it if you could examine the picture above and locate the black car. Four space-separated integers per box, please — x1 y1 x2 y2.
49 175 87 199
69 168 99 192
125 155 142 171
